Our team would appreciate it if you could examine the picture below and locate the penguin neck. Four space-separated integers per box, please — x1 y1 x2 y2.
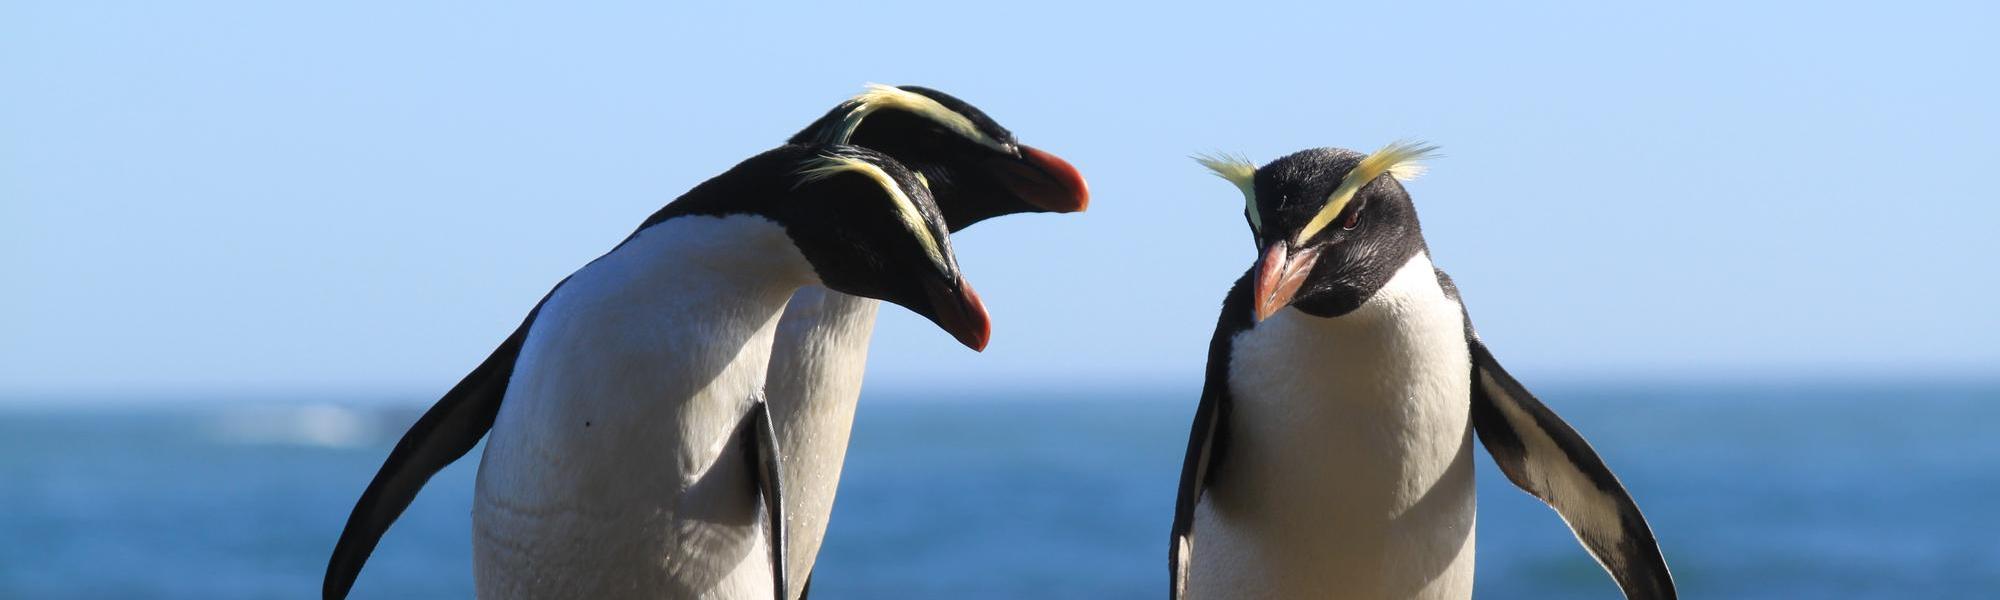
769 286 882 422
1282 252 1448 332
764 285 881 587
607 213 818 302
576 213 819 370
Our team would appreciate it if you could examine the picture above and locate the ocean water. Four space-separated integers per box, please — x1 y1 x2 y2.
2 381 1996 599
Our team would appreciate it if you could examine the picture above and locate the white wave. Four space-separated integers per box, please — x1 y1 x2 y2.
209 403 376 448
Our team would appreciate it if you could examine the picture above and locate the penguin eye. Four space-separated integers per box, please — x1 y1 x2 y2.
1340 204 1363 231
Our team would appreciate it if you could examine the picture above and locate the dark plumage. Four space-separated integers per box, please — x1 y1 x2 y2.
791 85 1088 230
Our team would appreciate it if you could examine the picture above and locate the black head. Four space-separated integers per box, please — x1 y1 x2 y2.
645 145 990 350
1198 143 1438 320
789 84 1088 231
780 146 991 350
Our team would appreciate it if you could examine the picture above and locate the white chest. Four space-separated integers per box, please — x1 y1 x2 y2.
470 215 812 600
1191 253 1479 600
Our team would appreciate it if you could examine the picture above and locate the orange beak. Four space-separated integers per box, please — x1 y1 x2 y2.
988 145 1090 214
1252 242 1321 321
923 278 992 351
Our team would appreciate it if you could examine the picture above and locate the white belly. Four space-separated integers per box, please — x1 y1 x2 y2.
1190 253 1477 600
468 216 807 600
764 285 880 597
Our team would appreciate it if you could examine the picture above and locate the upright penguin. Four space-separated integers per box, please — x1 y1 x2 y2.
325 145 987 599
1169 144 1674 599
769 84 1088 596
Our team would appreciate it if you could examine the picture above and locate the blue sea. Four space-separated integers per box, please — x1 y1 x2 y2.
3 381 1996 599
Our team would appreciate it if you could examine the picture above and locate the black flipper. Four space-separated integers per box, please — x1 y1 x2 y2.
1169 274 1256 600
1168 382 1223 600
1467 338 1676 599
323 287 562 600
742 396 789 600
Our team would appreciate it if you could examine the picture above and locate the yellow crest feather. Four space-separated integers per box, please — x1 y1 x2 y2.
795 153 948 271
816 84 1009 153
1194 153 1262 232
1294 141 1439 245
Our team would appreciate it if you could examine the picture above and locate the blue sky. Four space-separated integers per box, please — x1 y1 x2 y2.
3 2 1995 397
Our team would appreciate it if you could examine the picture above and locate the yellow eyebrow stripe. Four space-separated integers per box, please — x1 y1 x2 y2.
1294 141 1439 245
796 153 948 271
1194 153 1261 232
816 84 1010 154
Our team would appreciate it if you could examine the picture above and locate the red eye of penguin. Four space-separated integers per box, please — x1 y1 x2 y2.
1341 206 1363 230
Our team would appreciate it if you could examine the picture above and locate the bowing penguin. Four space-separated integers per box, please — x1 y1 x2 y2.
769 84 1088 596
1169 144 1674 599
326 145 984 599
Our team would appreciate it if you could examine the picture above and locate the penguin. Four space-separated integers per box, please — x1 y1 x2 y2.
321 85 1085 600
325 144 987 600
1168 144 1674 599
768 84 1088 596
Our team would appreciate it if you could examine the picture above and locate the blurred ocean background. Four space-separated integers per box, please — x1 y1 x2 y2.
5 379 1996 599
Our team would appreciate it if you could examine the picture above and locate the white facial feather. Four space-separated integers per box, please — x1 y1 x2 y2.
1295 141 1440 245
794 153 947 273
816 84 1010 154
1194 153 1262 233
